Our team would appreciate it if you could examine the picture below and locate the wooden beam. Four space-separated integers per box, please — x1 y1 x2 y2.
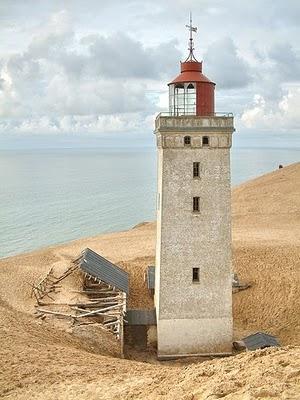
69 301 119 308
71 303 124 316
103 321 118 328
36 308 75 318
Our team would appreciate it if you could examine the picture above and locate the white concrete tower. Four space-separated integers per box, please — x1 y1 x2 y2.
154 17 235 359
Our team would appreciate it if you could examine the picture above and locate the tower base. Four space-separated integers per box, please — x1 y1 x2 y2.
157 317 232 358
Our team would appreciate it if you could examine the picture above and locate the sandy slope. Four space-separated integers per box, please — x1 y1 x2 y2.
232 163 300 344
0 162 300 399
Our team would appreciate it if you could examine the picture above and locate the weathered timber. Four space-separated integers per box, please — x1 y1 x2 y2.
88 295 122 301
70 290 121 296
36 308 76 318
103 321 119 328
69 302 120 308
72 304 125 318
70 307 122 320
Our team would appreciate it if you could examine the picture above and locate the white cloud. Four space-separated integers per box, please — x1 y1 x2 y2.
0 10 181 134
241 87 300 131
0 112 154 135
0 2 300 136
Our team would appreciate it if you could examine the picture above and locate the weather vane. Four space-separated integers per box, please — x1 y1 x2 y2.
185 12 198 62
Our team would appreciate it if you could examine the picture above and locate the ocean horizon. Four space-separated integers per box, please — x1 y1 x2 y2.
1 132 299 259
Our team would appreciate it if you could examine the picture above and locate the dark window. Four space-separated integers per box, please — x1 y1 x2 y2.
193 162 200 178
202 136 209 146
184 136 191 146
193 268 200 282
193 196 200 212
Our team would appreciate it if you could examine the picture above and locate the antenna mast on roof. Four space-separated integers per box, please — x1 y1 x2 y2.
185 12 198 62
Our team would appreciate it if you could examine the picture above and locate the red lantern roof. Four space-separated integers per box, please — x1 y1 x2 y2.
169 61 215 85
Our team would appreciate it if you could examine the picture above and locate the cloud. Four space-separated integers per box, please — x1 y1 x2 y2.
0 10 181 132
244 41 300 105
0 78 5 90
241 86 300 131
204 37 251 89
28 10 73 57
0 112 155 135
0 2 300 136
83 33 180 80
268 42 300 82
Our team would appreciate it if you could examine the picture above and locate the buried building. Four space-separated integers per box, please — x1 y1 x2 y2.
154 16 235 358
33 248 129 356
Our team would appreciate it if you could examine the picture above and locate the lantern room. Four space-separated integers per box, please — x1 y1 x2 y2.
168 16 215 116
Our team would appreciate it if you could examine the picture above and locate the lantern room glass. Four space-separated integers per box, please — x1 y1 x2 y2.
169 82 196 116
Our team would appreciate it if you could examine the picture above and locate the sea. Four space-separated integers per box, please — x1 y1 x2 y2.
1 132 299 259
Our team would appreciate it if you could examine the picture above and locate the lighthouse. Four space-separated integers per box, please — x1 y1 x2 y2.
154 16 235 358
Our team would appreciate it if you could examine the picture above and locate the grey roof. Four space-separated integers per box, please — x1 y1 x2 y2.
77 248 129 294
242 332 280 350
146 266 155 290
125 309 157 325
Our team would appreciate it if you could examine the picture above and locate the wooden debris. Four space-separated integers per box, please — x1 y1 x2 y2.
232 272 251 293
31 263 78 305
32 256 127 349
36 308 75 318
233 283 251 293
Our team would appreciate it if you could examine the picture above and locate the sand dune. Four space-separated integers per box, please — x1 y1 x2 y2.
0 162 300 399
232 163 300 344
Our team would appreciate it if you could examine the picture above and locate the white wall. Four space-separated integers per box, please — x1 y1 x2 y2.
155 116 234 357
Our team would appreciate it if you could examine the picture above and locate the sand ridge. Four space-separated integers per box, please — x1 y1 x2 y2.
0 162 300 399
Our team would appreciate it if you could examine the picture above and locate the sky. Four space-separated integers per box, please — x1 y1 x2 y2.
0 0 299 148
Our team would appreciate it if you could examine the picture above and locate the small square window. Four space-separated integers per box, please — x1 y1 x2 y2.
193 162 200 178
193 268 199 282
184 136 191 146
193 196 200 212
202 136 209 146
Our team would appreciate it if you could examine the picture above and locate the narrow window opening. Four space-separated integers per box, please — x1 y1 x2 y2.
202 136 209 146
193 162 200 178
193 268 200 282
184 136 191 146
193 196 200 212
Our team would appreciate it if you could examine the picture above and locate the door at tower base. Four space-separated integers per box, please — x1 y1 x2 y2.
157 318 232 359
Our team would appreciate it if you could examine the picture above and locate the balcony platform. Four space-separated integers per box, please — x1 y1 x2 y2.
155 113 234 133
